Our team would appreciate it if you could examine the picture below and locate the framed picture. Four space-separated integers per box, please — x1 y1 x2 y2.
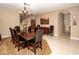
40 18 49 24
73 15 77 25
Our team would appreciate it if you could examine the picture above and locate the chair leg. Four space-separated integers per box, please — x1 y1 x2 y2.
18 46 20 52
17 43 20 52
27 42 29 49
34 45 36 55
15 41 17 48
40 42 42 50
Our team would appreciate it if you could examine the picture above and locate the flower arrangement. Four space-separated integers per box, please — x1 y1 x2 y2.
21 20 28 31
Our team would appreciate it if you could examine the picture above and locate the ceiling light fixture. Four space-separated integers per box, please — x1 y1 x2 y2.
19 3 32 19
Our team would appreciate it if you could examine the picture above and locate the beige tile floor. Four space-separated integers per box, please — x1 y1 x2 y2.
43 33 79 55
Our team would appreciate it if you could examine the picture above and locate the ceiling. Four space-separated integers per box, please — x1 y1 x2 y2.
0 3 79 14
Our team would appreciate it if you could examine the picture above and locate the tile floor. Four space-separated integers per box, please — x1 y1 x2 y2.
43 33 79 55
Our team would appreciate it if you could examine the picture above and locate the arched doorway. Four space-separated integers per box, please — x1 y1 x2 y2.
57 10 71 36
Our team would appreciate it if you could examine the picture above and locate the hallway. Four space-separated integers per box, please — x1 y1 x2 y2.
43 33 79 55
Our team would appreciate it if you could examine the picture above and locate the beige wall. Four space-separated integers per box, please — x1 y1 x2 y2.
66 6 79 39
36 6 79 40
0 5 79 40
58 12 64 35
0 8 20 38
36 12 58 36
0 7 35 38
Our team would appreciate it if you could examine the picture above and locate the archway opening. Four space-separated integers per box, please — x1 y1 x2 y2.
58 10 71 36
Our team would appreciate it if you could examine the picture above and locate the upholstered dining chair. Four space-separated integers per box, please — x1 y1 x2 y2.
14 26 20 33
28 26 37 33
27 29 43 54
9 27 15 44
49 25 54 36
13 29 26 51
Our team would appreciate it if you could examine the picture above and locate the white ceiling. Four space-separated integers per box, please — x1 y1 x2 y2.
0 3 79 14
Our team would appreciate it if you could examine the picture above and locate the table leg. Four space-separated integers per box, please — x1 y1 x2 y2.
0 34 1 41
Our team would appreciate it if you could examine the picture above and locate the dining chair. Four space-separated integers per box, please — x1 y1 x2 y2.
9 27 15 44
28 26 37 33
0 34 1 41
14 26 20 33
13 29 26 51
49 25 54 36
27 29 43 54
36 25 41 30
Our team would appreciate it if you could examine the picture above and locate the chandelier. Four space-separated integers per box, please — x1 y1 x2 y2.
19 3 32 32
19 3 32 19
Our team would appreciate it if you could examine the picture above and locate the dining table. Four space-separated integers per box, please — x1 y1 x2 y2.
18 31 36 41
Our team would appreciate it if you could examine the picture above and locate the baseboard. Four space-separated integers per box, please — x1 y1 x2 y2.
2 35 11 39
70 37 79 40
54 34 58 36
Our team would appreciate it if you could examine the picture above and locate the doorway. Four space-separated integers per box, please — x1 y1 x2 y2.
58 11 71 36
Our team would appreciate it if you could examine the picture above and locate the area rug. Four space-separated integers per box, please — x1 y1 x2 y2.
0 37 51 55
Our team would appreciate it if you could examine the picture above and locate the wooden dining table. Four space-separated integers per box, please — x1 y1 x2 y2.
18 31 36 41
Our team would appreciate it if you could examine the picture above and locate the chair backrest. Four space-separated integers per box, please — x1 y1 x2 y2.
49 25 54 33
14 26 20 33
9 27 14 39
28 26 37 32
36 25 40 30
35 29 43 44
28 26 31 33
13 29 19 42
